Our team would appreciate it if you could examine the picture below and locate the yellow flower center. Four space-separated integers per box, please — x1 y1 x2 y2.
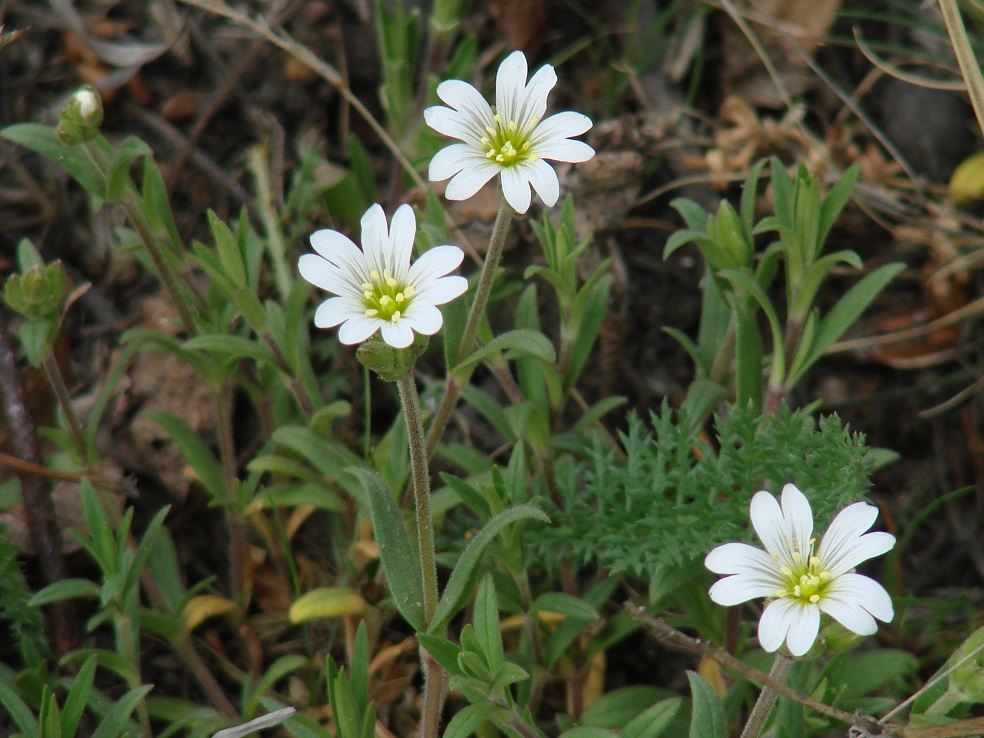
362 269 414 322
481 113 540 167
772 539 832 605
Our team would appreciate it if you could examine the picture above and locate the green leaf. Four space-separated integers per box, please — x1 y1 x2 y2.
61 655 98 738
571 395 627 435
90 684 154 738
327 659 361 738
17 318 53 367
817 163 858 247
687 672 726 738
788 262 905 384
531 592 599 620
453 329 556 374
417 633 464 676
105 137 151 202
122 504 170 601
567 273 612 392
429 504 549 632
473 575 504 671
350 622 370 719
621 698 683 738
581 686 674 729
29 578 100 606
272 426 363 498
0 676 41 738
144 410 226 501
440 473 491 519
1 123 106 197
141 159 183 254
183 334 277 367
355 468 425 631
443 704 500 738
559 729 621 738
208 210 248 288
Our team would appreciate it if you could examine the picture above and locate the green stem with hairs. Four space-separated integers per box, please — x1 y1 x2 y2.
425 201 514 456
396 371 444 738
740 653 794 738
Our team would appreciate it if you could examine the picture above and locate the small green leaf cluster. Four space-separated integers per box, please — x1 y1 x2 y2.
665 158 904 414
537 403 874 586
420 576 540 738
3 241 67 366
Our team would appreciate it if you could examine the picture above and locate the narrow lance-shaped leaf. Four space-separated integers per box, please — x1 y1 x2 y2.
787 262 905 384
429 504 549 632
355 468 425 632
686 672 726 738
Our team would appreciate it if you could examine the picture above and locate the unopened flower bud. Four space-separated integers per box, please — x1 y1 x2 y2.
4 261 67 320
57 85 103 145
356 334 429 381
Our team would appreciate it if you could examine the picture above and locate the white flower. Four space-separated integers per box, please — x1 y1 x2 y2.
298 203 468 349
705 483 895 657
424 49 595 214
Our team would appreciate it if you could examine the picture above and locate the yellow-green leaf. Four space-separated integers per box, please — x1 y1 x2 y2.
182 595 240 632
949 150 984 203
288 587 367 623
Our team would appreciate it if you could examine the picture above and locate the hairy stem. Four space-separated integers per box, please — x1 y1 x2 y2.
42 352 89 464
396 372 444 738
425 202 514 456
739 653 793 738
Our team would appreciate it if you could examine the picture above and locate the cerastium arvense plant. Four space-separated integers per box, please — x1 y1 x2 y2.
4 8 984 738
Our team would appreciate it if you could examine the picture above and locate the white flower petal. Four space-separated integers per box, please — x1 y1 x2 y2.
819 500 877 548
785 603 821 656
750 490 787 558
430 143 475 181
309 228 361 263
380 319 414 348
520 63 557 126
532 110 593 142
534 138 596 164
758 598 795 653
445 161 500 201
823 531 896 578
495 50 528 124
708 575 778 606
524 158 560 207
403 302 444 336
338 315 380 345
388 203 416 272
780 483 814 558
408 244 465 282
819 597 877 636
359 204 389 276
314 296 357 328
435 79 495 125
416 275 469 305
705 542 778 576
298 254 361 299
424 106 478 141
824 573 894 623
500 165 532 214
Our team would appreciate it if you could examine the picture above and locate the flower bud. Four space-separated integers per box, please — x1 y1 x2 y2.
356 335 429 381
4 261 67 320
57 85 104 145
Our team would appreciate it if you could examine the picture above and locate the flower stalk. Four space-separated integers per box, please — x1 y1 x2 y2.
426 201 513 455
739 653 793 738
397 371 444 738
